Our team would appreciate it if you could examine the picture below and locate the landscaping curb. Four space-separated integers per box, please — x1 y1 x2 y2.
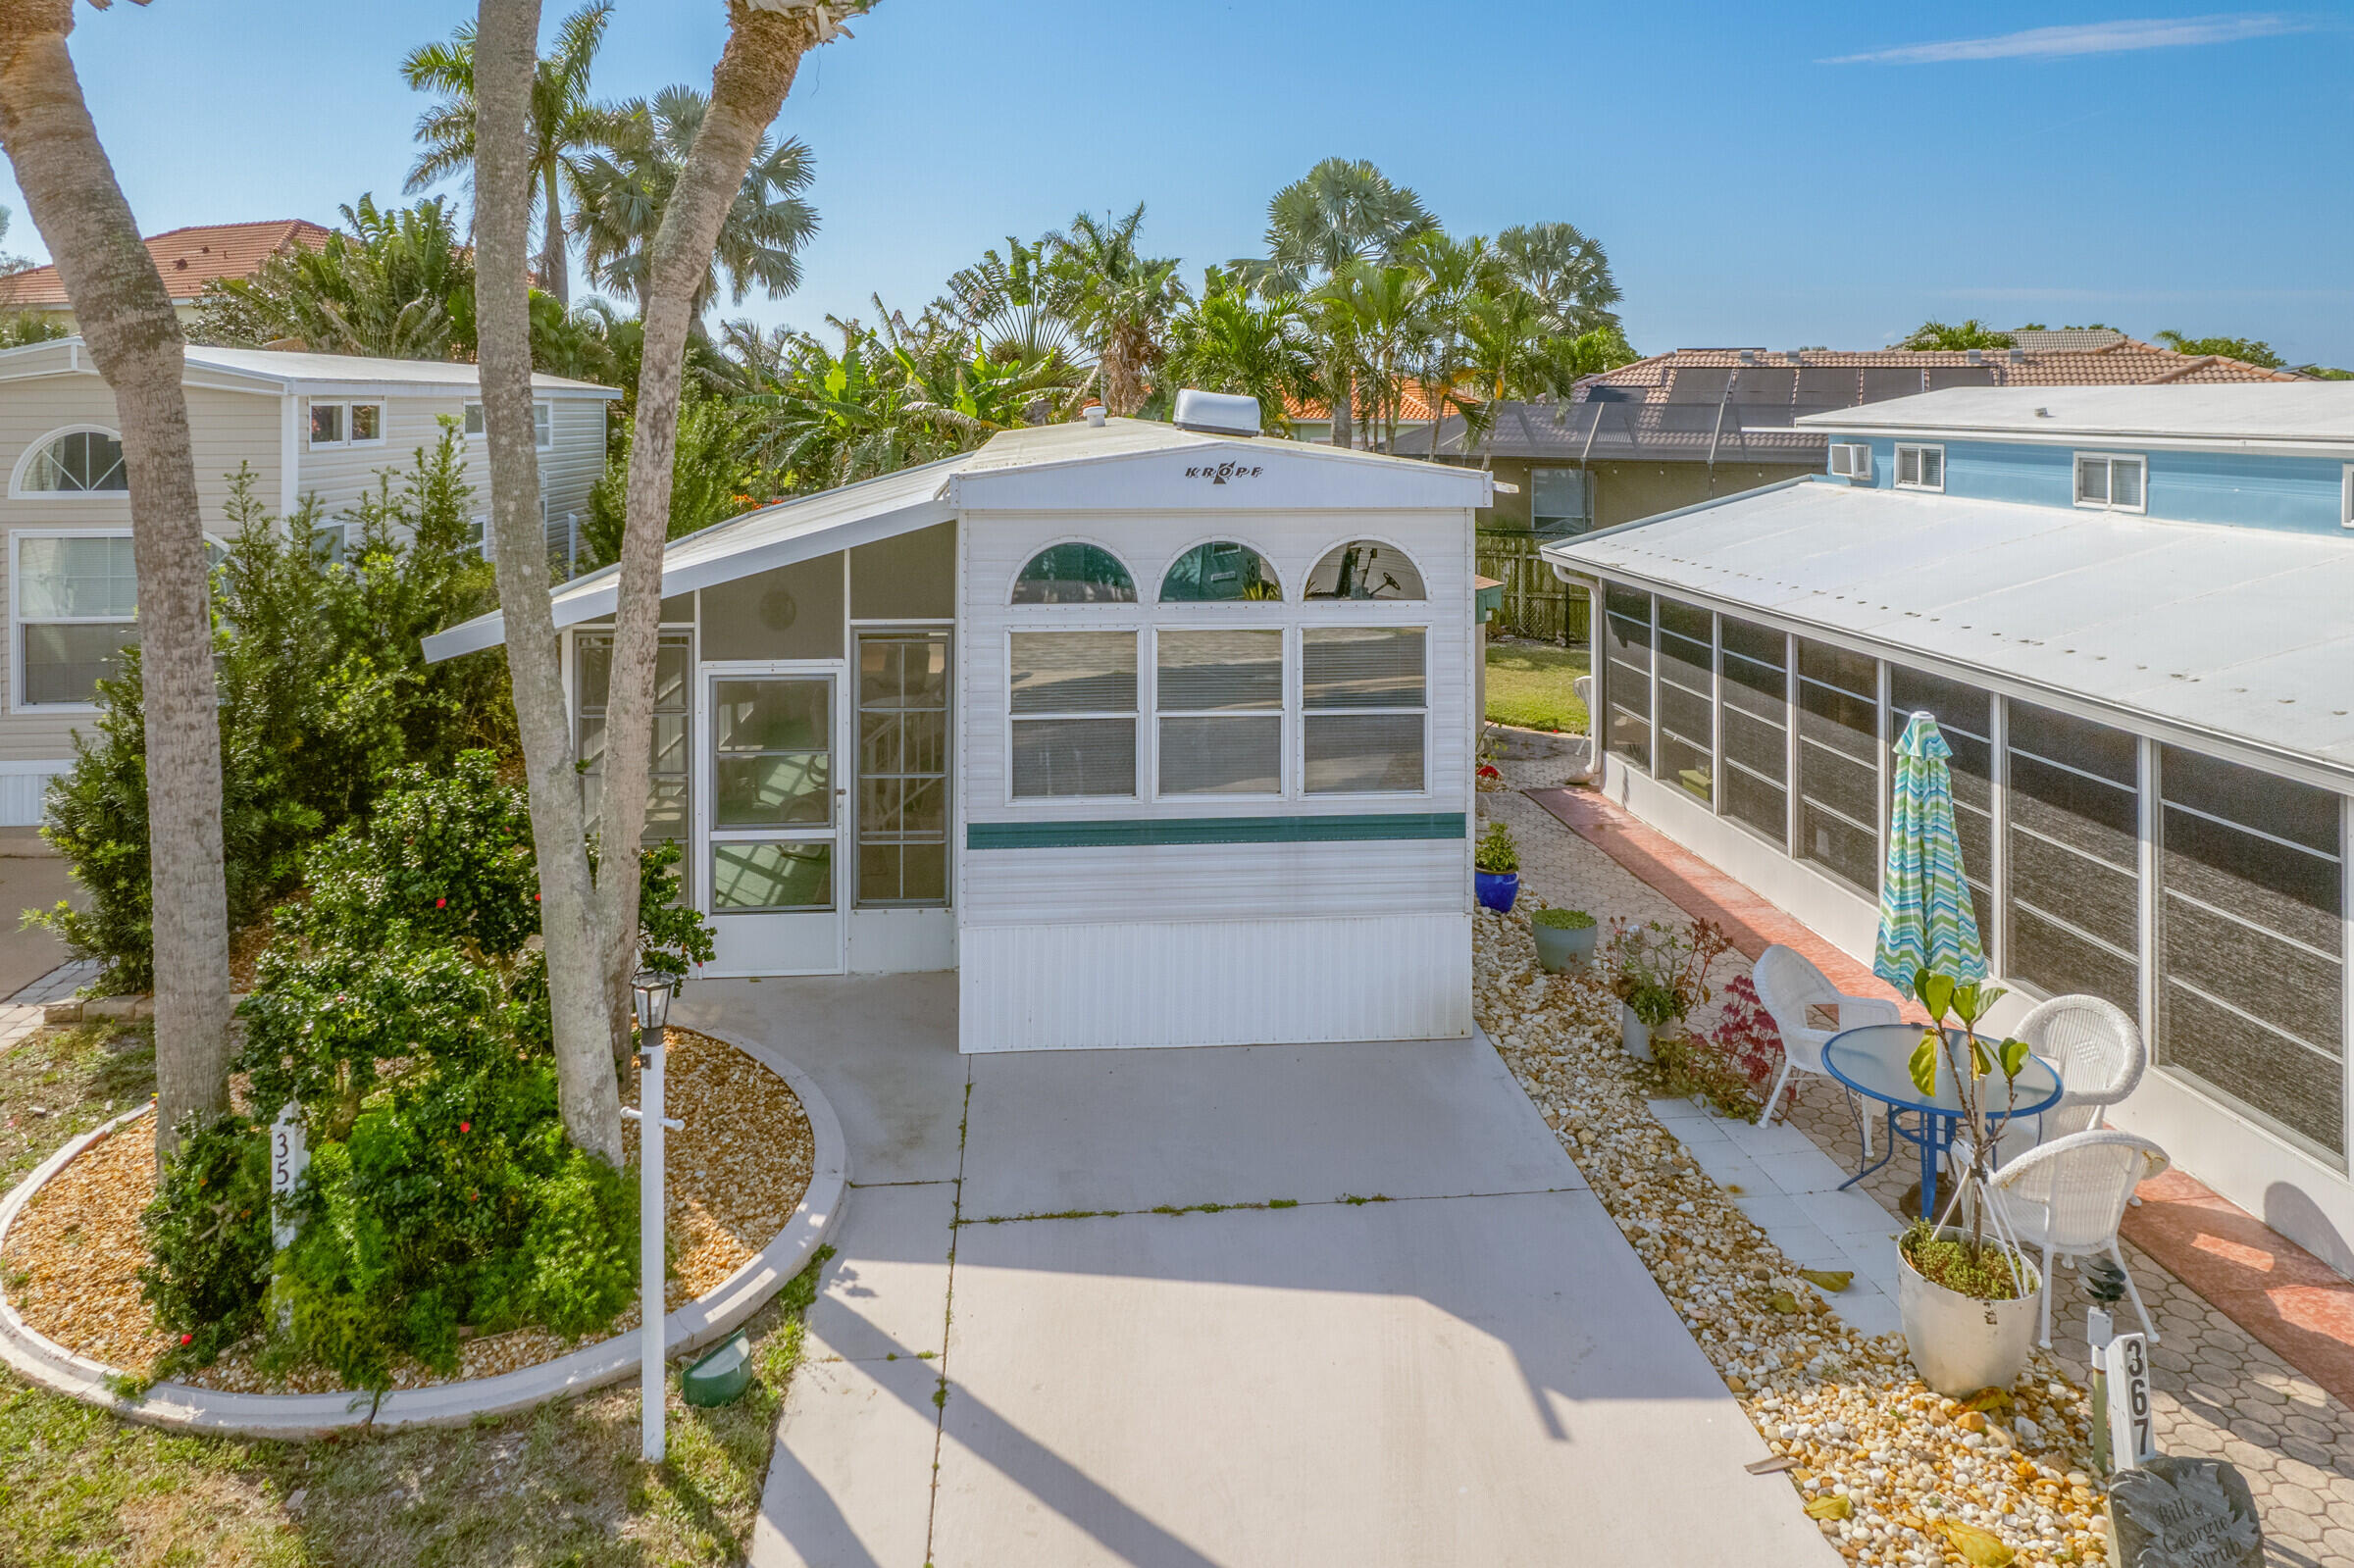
0 1032 849 1439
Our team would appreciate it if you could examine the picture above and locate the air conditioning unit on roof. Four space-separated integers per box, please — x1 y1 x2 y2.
1828 441 1871 480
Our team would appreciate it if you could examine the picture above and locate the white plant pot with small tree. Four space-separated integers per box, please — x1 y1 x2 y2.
1894 970 2044 1396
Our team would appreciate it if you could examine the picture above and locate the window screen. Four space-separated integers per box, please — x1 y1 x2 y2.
1796 637 1879 895
700 556 844 661
576 632 692 893
2004 700 2140 1015
1304 628 1425 793
1009 631 1136 797
1657 597 1714 805
851 523 954 619
1889 666 1996 956
1603 584 1652 772
2157 744 2344 1158
1157 629 1282 794
1530 468 1592 534
1718 615 1787 843
856 632 950 905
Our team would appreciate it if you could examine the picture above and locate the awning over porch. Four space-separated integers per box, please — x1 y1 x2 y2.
1541 476 2354 784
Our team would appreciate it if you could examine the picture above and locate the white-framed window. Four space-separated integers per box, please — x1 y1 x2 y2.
1155 627 1284 796
1007 630 1137 798
1827 441 1871 479
2073 452 2147 512
462 400 552 448
11 531 136 709
307 400 384 449
1529 466 1593 533
467 513 494 560
1303 627 1426 793
12 426 127 497
1894 443 1944 491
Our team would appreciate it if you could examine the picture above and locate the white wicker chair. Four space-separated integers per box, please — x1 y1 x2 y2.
1572 675 1594 731
1753 944 1903 1155
1992 1128 2170 1347
1957 993 2147 1172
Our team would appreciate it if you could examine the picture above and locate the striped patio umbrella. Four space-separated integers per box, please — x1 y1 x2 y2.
1873 710 1987 988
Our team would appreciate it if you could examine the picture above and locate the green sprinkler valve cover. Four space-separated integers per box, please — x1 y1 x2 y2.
682 1329 754 1407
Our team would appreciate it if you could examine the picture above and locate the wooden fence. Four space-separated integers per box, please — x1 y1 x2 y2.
1476 531 1591 644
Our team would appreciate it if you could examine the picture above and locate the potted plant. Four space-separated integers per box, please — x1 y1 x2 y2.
1894 970 2043 1396
1603 918 1730 1060
1473 822 1519 912
1529 906 1598 974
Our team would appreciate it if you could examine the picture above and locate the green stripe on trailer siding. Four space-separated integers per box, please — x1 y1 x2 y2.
966 813 1469 850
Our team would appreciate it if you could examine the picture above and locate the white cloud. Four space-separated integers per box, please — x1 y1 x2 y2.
1823 13 2309 66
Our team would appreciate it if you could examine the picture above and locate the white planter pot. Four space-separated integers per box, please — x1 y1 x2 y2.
1620 1004 1653 1062
1897 1228 2042 1396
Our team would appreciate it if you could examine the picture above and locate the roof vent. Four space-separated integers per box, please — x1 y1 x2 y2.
1082 399 1105 429
1737 348 1757 365
1172 388 1260 437
2034 406 2053 418
2008 348 2026 362
1966 348 1982 365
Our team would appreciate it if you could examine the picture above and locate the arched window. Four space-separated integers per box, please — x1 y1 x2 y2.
19 429 127 494
1159 541 1281 602
1013 542 1137 604
1305 539 1424 601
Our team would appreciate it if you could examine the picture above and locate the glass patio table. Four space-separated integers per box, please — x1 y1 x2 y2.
1821 1024 2064 1220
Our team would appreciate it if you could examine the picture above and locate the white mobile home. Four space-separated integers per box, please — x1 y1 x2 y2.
425 403 1491 1053
0 338 618 822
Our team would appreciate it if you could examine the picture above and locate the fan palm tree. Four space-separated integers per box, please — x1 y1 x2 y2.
571 83 819 319
1246 159 1436 446
401 0 620 306
1044 204 1187 417
942 235 1088 370
1493 221 1622 336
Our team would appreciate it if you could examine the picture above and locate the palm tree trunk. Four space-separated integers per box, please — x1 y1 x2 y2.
477 0 620 1163
539 157 568 307
0 0 231 1170
1329 365 1354 448
592 1 830 1061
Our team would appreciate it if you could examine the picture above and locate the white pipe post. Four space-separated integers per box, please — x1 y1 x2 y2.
640 1036 666 1464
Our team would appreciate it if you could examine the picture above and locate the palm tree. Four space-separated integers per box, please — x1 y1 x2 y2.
1900 318 2015 352
1327 259 1433 453
1401 229 1495 457
1044 204 1187 417
0 0 232 1166
1248 158 1436 446
943 235 1087 372
1161 276 1317 434
571 83 819 319
194 195 473 360
1493 222 1622 336
402 0 621 306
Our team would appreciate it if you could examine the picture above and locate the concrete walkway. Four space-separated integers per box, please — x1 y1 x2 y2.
689 975 1836 1568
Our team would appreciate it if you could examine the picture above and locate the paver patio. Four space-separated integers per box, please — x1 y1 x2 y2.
687 975 1840 1568
1484 747 2354 1566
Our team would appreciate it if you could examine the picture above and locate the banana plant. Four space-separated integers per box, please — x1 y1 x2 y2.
1907 967 2034 1275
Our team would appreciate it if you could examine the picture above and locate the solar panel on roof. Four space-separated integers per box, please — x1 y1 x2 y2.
1923 367 1999 390
1667 367 1733 403
1859 368 1926 403
1585 385 1641 403
1728 368 1796 407
1793 367 1858 409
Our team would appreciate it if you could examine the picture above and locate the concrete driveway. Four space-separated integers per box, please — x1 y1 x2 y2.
687 976 1834 1568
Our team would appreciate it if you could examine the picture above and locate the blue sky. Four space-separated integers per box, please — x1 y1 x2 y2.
20 3 2354 364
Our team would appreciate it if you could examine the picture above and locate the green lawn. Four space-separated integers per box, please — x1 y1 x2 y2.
1485 639 1590 733
0 1020 831 1568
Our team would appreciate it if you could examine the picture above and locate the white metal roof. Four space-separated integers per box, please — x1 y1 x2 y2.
0 337 619 398
1800 383 2354 451
1542 478 2354 786
422 417 1488 662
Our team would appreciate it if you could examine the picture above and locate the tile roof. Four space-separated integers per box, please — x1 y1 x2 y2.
0 220 333 308
1287 380 1447 423
1433 340 2301 462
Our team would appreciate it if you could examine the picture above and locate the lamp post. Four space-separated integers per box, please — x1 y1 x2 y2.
624 967 683 1463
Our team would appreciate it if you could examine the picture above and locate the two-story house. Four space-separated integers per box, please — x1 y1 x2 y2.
1541 384 2354 1275
0 337 619 822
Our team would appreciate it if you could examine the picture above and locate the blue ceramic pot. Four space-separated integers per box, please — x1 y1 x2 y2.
1474 869 1519 913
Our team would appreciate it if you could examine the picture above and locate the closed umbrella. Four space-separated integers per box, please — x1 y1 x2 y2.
1874 710 1987 988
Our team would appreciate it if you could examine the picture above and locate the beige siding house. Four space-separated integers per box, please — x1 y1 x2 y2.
0 338 619 823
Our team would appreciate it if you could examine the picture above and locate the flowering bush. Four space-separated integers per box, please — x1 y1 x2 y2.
1703 974 1786 1093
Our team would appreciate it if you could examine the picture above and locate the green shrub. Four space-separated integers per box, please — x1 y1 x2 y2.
135 756 711 1391
1474 821 1519 875
1530 907 1595 930
137 1114 275 1371
33 439 507 990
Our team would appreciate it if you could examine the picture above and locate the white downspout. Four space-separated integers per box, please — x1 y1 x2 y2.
279 391 300 525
